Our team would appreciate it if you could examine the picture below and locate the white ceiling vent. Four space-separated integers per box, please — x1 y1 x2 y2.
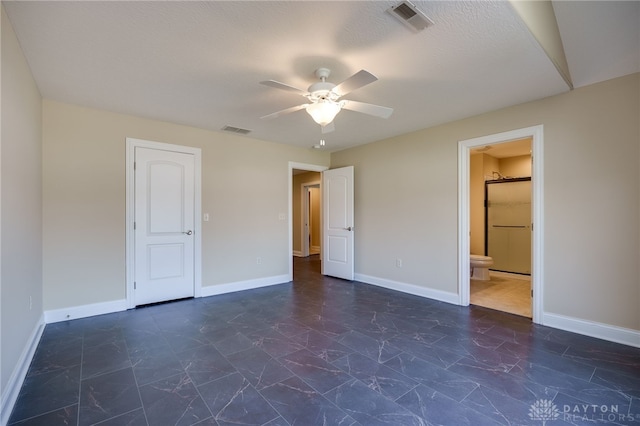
388 1 433 32
221 125 251 135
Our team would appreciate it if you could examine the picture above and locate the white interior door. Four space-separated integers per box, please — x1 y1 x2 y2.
323 166 354 280
134 147 195 305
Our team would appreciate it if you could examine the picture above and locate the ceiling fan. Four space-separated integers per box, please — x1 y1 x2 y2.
260 68 393 134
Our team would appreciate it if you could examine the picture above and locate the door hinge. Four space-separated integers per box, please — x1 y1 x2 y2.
134 282 136 290
531 289 533 297
134 222 136 230
134 162 136 171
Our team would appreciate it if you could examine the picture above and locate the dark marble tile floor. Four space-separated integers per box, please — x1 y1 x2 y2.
8 256 640 425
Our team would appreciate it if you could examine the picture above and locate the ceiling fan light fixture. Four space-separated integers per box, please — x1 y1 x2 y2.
305 100 341 126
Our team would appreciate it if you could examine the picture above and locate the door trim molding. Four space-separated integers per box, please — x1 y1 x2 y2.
288 162 328 281
457 125 544 323
126 138 202 309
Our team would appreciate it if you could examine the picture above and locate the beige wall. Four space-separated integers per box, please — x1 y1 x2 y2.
1 6 43 400
43 101 330 311
483 153 500 181
500 154 531 178
332 73 640 330
469 154 484 255
292 172 321 254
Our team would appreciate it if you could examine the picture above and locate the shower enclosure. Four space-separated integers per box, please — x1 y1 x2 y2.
485 178 531 275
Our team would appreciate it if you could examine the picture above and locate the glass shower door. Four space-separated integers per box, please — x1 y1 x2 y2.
486 179 531 274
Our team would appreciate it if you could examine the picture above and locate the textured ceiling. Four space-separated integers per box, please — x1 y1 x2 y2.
4 1 639 152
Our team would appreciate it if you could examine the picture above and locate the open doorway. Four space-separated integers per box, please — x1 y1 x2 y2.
469 139 532 317
458 125 544 324
288 162 328 281
303 184 321 256
292 172 321 258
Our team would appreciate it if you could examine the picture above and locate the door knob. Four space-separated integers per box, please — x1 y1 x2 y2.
183 230 193 235
345 226 353 231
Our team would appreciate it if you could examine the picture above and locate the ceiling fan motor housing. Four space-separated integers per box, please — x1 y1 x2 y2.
307 81 338 101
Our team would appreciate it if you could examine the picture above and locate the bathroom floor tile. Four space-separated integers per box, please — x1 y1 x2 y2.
471 274 531 318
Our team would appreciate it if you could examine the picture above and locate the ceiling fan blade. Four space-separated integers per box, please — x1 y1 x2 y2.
321 122 335 134
260 80 309 96
332 70 378 97
260 104 308 120
341 100 393 119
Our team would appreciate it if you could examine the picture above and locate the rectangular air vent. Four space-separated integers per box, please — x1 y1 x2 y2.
221 125 251 135
388 1 433 32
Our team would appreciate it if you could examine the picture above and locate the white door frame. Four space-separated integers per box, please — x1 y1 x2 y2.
458 125 544 323
126 138 202 309
288 162 328 280
301 182 321 257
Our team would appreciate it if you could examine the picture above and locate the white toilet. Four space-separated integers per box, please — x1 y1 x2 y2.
470 254 493 280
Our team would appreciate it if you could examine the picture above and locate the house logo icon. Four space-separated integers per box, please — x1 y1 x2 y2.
529 399 560 424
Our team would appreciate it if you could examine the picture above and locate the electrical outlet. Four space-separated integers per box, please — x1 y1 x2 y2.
203 213 210 222
256 257 262 265
396 258 402 268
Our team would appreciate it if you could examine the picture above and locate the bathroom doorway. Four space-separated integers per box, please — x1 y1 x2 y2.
458 125 544 323
474 172 532 317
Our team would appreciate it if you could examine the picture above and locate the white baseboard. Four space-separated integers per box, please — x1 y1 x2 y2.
292 250 303 257
354 273 459 305
543 312 640 348
44 299 128 324
1 314 45 426
43 275 292 324
355 274 640 348
201 274 290 297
